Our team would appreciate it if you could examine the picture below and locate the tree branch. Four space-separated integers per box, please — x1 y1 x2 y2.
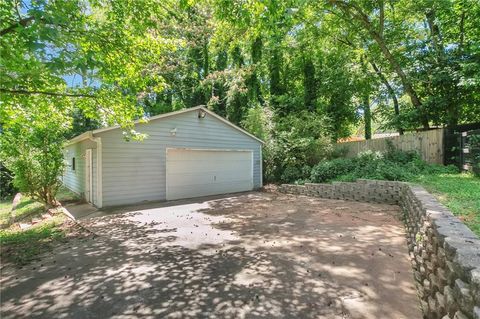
0 88 95 98
0 16 35 36
370 61 403 135
328 0 429 129
379 0 385 38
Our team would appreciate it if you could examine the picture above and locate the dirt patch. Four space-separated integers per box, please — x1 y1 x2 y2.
0 191 421 318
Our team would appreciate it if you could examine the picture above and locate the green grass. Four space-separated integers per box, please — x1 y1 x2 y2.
56 187 81 203
0 215 68 265
411 172 480 236
0 187 81 265
0 187 79 227
0 197 43 228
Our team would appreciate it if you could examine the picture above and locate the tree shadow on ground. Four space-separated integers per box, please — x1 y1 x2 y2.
0 191 421 319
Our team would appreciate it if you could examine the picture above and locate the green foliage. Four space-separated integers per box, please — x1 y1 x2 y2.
280 165 312 184
242 107 334 183
303 57 316 112
0 101 67 207
307 146 458 184
242 105 269 141
0 164 16 199
266 111 333 182
383 140 419 164
310 158 357 183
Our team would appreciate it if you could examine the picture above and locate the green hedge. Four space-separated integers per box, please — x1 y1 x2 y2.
288 143 458 184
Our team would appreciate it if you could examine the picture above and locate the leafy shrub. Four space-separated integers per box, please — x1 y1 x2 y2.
261 110 334 182
330 145 349 159
1 104 67 207
383 139 419 164
0 164 16 199
280 165 311 184
304 144 459 184
310 158 356 183
242 105 270 142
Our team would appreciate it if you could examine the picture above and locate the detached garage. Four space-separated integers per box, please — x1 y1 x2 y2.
62 106 263 208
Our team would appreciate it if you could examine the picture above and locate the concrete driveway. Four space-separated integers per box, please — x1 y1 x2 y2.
0 191 421 318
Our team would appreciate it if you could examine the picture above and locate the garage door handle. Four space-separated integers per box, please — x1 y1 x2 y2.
214 175 216 181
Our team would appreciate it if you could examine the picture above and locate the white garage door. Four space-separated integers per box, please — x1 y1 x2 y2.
166 149 254 200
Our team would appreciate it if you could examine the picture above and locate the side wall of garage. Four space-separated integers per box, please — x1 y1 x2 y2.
97 110 262 207
62 139 98 205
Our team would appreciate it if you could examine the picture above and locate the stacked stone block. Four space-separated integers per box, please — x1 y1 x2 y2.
279 180 404 204
278 180 480 319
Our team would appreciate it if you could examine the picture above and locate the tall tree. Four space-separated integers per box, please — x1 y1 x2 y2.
212 50 228 116
303 56 317 112
227 46 247 124
370 62 403 135
269 45 284 112
247 37 263 106
327 0 430 129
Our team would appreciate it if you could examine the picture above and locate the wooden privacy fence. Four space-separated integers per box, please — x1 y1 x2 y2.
336 129 445 164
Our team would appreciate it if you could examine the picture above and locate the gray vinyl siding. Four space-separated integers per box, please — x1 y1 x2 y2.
63 143 85 194
62 139 98 205
98 110 262 207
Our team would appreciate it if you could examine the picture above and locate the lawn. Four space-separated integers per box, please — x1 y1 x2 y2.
0 188 83 265
412 172 480 236
0 198 44 228
0 187 79 227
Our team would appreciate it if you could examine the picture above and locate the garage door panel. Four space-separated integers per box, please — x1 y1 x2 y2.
167 180 253 198
166 161 251 174
168 172 251 185
166 149 253 200
168 151 250 161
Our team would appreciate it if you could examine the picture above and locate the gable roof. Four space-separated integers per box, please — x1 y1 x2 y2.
67 106 264 145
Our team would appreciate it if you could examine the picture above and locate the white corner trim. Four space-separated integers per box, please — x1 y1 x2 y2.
259 146 263 187
65 131 92 146
85 135 103 208
251 151 254 189
93 137 103 208
85 149 93 203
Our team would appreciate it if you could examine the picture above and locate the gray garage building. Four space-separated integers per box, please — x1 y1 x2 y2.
62 106 263 208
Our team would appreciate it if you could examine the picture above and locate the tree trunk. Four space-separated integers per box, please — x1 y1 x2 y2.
366 23 429 129
364 94 372 140
248 37 263 106
214 50 228 116
426 9 458 128
229 46 246 124
303 56 316 112
370 62 404 135
269 46 283 112
330 0 430 129
203 39 209 76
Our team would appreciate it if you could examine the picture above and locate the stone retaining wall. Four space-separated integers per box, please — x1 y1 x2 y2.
279 180 480 319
